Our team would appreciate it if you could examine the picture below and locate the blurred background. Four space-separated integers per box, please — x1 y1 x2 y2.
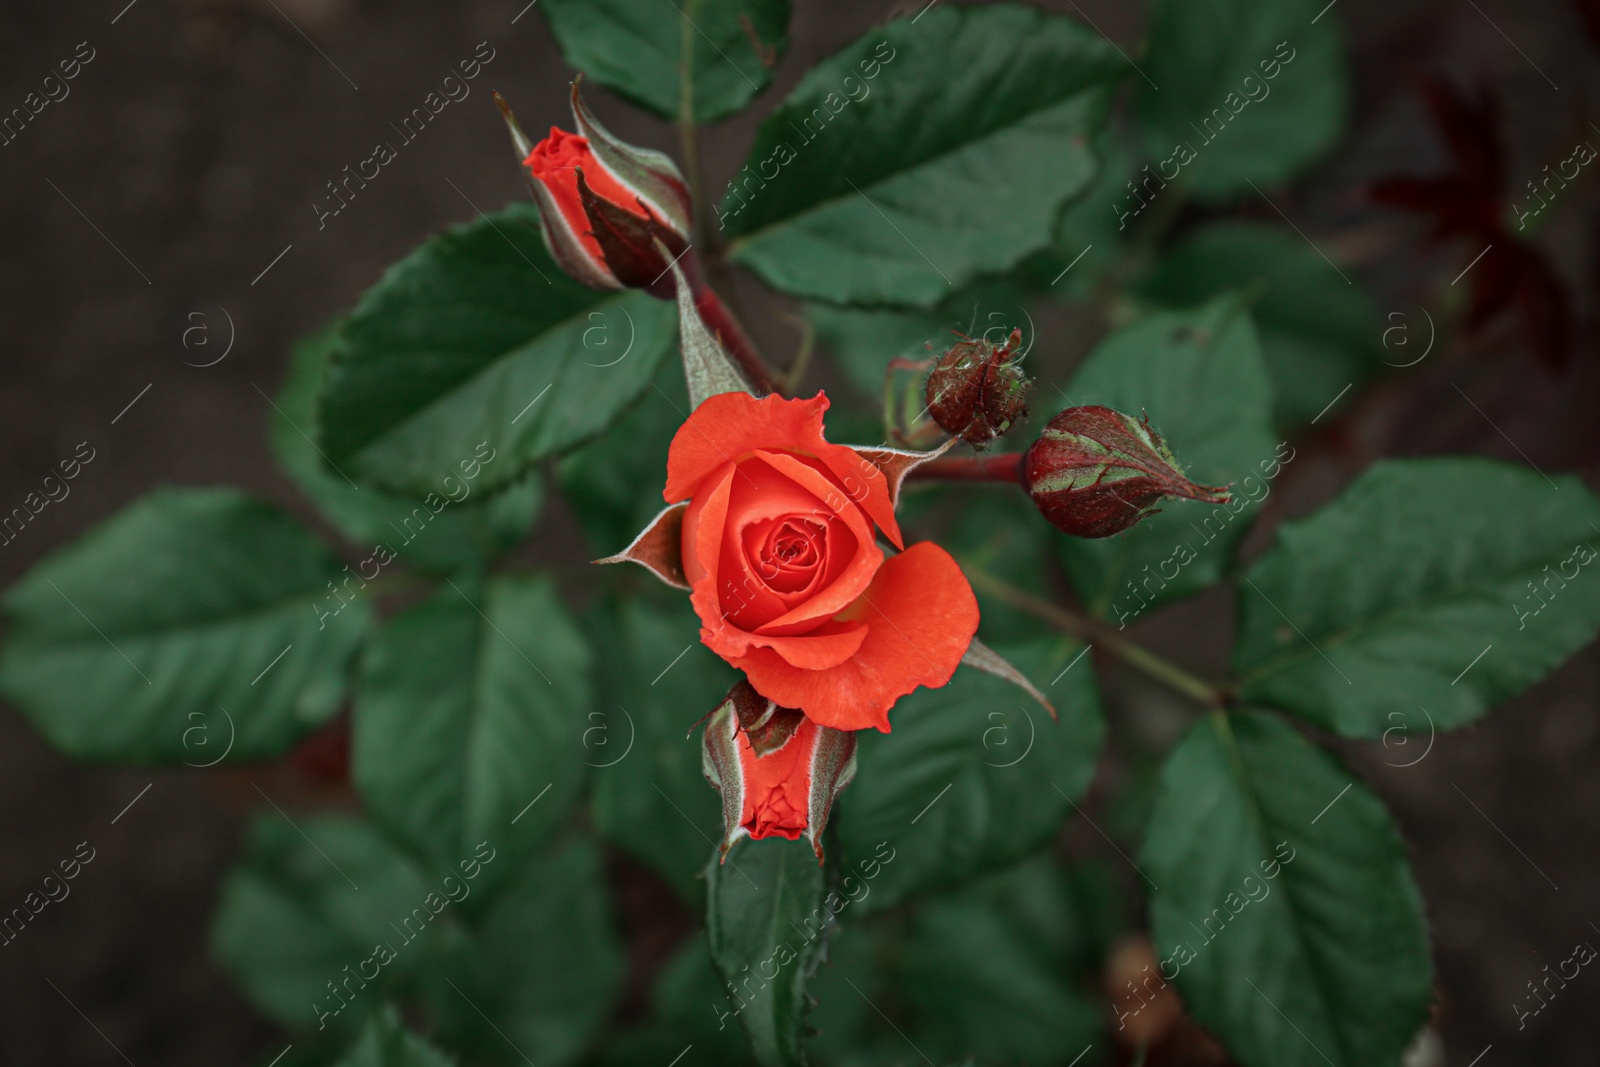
1 0 1597 1063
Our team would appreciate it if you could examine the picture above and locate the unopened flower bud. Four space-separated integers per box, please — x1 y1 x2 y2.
924 328 1032 447
1024 405 1229 538
497 79 692 298
701 679 857 863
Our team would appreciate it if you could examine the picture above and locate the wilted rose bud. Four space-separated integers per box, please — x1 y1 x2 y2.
1105 934 1185 1049
702 680 857 863
924 327 1032 447
496 80 692 298
1024 405 1229 538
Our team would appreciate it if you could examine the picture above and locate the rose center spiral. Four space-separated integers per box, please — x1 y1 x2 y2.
749 516 828 594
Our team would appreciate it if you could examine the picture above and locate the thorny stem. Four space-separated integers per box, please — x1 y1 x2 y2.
908 451 1025 484
962 565 1228 709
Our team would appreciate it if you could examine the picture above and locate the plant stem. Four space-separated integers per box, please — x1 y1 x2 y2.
962 565 1227 708
675 14 711 252
670 36 779 401
345 570 431 601
777 311 816 394
907 452 1025 485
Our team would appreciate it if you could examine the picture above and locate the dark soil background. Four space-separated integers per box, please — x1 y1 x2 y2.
0 0 1596 1064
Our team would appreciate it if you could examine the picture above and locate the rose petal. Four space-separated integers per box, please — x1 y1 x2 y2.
526 126 640 265
664 394 898 550
716 459 839 630
742 619 868 671
745 517 826 594
817 447 904 549
709 455 865 632
741 451 882 635
687 462 868 670
684 465 747 637
731 542 980 732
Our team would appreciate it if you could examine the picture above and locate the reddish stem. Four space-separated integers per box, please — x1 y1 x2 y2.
907 452 1027 485
684 261 781 396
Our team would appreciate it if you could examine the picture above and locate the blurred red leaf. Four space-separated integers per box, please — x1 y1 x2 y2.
1370 77 1572 366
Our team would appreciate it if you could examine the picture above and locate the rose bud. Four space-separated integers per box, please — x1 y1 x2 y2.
702 679 857 863
495 80 692 298
1024 405 1230 538
1105 934 1186 1049
924 327 1032 447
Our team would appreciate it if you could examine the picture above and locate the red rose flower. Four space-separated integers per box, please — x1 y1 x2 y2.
666 391 979 732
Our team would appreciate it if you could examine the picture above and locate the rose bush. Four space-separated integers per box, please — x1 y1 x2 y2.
7 5 1597 1067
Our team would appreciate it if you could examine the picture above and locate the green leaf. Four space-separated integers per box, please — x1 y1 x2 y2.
542 0 789 124
834 640 1103 913
1057 298 1278 618
804 919 905 1067
1021 132 1137 298
721 3 1126 307
273 326 542 572
1134 223 1381 429
1141 712 1431 1067
588 594 736 905
1237 459 1600 736
558 359 682 557
705 836 830 1067
599 934 759 1067
901 486 1056 646
334 1008 455 1067
424 838 625 1067
0 489 367 763
210 814 434 1034
319 202 676 497
1137 0 1347 199
353 574 591 900
900 855 1103 1064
